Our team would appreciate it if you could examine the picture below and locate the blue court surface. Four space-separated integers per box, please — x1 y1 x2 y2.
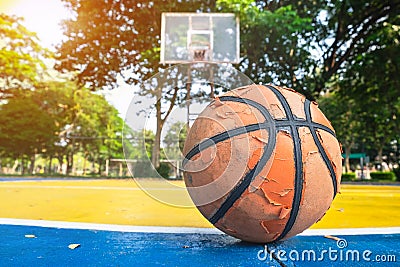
0 219 398 266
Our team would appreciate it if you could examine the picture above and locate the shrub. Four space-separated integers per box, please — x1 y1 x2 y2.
156 162 171 179
369 171 396 181
393 168 400 182
134 161 157 178
341 173 356 181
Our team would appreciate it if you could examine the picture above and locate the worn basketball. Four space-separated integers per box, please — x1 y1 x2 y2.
182 84 342 243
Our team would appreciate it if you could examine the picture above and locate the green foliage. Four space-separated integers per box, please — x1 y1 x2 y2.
55 0 400 99
0 80 125 174
318 92 363 147
314 0 400 94
132 161 157 178
55 0 400 170
393 168 400 182
341 173 356 182
56 0 217 168
217 0 315 97
0 13 51 98
125 129 155 160
317 91 364 172
56 0 214 88
318 5 400 167
163 122 187 160
0 90 57 157
156 162 171 179
333 9 400 163
369 172 396 181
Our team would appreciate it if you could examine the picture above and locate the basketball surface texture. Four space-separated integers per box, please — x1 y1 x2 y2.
182 84 342 243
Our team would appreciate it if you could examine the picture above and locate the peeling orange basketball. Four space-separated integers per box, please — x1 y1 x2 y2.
182 84 342 243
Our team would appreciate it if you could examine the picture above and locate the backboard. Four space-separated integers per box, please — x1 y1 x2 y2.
160 13 240 64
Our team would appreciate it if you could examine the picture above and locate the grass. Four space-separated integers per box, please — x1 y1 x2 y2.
0 179 399 229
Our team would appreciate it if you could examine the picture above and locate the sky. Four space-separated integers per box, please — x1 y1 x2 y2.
1 0 70 49
0 0 135 118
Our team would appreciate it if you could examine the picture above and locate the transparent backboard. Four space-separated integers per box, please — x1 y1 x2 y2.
160 13 240 64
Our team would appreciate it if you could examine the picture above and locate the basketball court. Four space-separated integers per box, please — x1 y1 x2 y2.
0 178 399 266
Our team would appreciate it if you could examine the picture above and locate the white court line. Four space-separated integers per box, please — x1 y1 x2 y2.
1 184 397 192
0 184 185 190
299 227 400 236
342 189 400 193
0 218 399 236
0 218 222 234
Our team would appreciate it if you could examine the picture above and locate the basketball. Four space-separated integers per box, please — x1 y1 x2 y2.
182 84 342 243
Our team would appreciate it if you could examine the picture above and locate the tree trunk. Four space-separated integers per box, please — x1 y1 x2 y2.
344 145 352 173
57 155 64 174
29 154 35 174
20 156 25 175
152 98 162 169
98 158 102 175
91 160 95 174
83 155 87 175
151 86 179 170
48 156 53 174
12 159 19 174
119 162 123 177
67 152 74 175
152 121 162 169
377 146 383 166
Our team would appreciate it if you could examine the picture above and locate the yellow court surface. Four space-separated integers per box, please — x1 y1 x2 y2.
0 179 399 229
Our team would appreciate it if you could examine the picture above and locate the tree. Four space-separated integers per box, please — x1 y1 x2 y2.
320 11 400 169
0 90 57 173
61 87 125 174
125 129 155 160
318 91 363 172
217 0 316 97
218 0 400 98
0 13 50 98
337 23 400 165
56 0 215 88
56 0 216 168
163 121 188 160
314 0 400 94
0 79 125 175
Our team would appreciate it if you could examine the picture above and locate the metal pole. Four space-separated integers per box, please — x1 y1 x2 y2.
186 64 191 130
360 157 364 180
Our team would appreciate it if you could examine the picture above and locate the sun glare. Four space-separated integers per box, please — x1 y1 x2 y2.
1 0 135 115
0 0 71 50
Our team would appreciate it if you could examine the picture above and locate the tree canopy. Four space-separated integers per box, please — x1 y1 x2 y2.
0 78 125 175
0 13 50 98
56 0 400 98
56 0 215 88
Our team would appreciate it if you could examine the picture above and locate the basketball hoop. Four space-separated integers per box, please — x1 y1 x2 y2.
193 49 207 61
159 12 240 130
160 13 240 64
188 37 212 62
189 45 210 61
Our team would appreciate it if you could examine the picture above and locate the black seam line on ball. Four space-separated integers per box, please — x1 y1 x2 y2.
182 123 264 167
266 85 304 242
209 140 273 224
183 96 276 165
275 120 336 137
207 96 277 225
304 99 338 198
